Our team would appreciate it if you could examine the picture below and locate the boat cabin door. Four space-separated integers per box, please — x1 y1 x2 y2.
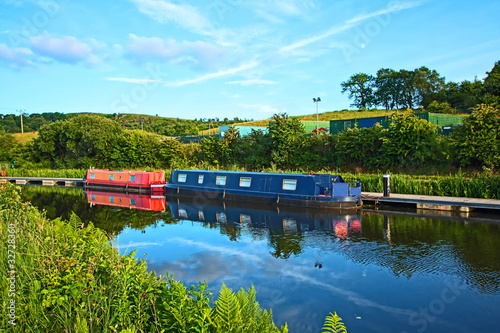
259 177 272 192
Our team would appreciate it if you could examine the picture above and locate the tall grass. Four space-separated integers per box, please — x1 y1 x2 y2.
4 169 86 179
0 183 287 332
345 172 500 199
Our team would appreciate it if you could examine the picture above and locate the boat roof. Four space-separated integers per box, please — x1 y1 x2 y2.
174 169 341 178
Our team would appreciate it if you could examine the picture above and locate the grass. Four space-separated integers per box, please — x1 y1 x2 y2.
12 132 38 143
0 183 288 332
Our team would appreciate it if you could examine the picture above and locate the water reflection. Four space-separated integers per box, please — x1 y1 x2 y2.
18 186 500 333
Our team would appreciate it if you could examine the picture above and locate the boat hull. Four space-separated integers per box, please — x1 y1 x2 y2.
165 187 362 209
84 169 165 193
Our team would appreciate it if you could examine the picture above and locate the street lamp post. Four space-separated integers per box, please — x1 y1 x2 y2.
313 97 321 135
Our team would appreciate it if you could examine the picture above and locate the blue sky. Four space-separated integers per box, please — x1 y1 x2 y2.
1 0 499 120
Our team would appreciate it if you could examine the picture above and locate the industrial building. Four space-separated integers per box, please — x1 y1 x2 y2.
329 112 465 135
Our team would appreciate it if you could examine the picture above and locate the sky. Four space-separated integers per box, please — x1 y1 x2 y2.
0 0 499 120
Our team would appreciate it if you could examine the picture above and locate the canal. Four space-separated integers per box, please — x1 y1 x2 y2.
20 186 500 333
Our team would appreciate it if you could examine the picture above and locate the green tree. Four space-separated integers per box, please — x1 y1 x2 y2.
374 68 403 110
383 112 439 167
484 60 500 97
450 104 500 169
341 73 376 109
269 113 305 169
413 66 446 108
238 129 272 170
0 132 17 162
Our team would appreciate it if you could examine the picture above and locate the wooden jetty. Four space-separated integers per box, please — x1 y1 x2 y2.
0 177 83 187
362 192 500 212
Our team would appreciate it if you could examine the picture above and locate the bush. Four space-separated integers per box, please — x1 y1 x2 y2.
450 104 500 170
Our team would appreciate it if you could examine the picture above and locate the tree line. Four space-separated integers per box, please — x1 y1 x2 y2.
0 112 247 136
341 60 500 113
0 105 498 172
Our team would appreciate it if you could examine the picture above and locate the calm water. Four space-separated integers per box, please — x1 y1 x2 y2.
21 186 500 333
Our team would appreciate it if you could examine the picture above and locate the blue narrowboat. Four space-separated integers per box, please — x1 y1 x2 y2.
165 170 362 209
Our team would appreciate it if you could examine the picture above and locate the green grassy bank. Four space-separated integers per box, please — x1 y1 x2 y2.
0 183 288 332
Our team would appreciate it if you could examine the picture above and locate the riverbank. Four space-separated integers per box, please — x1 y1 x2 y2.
0 183 288 332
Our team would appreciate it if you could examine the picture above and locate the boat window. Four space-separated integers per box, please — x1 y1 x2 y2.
198 175 204 184
283 179 297 191
130 198 136 205
216 176 226 186
178 174 187 183
109 174 114 180
110 196 114 203
198 210 205 221
90 173 95 179
239 177 251 187
178 209 187 218
130 175 136 182
240 214 252 225
90 195 95 201
216 212 227 223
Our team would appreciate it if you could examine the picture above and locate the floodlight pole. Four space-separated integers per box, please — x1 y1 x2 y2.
313 97 321 135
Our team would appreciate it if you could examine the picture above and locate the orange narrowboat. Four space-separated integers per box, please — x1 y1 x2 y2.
84 169 165 193
85 190 166 211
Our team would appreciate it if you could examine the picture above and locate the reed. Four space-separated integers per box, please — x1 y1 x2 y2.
345 172 500 199
4 169 86 179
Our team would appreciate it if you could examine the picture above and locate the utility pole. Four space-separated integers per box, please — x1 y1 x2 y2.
17 109 25 134
140 119 144 131
313 97 321 135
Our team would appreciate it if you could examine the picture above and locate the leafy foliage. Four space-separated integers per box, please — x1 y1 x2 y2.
0 183 287 332
450 104 500 169
322 312 347 333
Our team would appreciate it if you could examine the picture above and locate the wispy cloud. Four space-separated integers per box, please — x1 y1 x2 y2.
106 77 160 84
126 34 227 70
251 0 317 23
280 23 355 53
237 103 280 114
346 1 423 24
130 0 212 35
226 79 277 86
166 61 259 87
280 1 423 53
0 43 34 69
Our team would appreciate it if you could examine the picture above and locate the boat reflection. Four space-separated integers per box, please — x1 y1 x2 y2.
166 196 362 238
84 190 166 211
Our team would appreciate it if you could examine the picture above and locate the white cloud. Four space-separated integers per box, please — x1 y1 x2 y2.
30 34 95 64
226 79 277 86
105 77 160 84
0 43 34 69
130 0 212 35
166 61 259 87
